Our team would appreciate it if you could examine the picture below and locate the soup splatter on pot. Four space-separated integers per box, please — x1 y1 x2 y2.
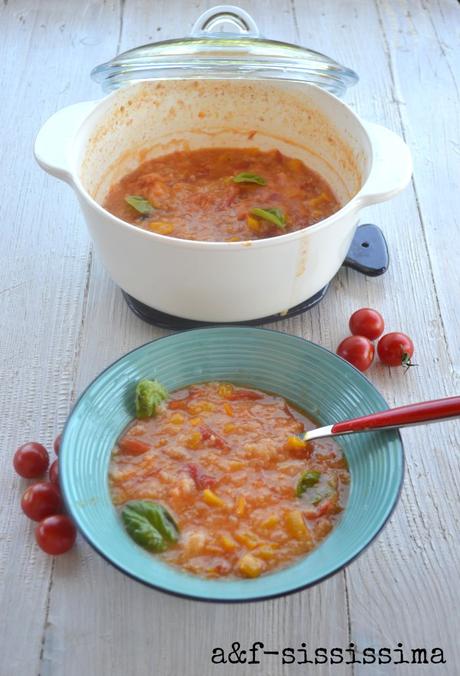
103 147 340 242
109 380 349 579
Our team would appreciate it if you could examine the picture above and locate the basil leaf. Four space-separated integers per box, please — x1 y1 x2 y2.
125 194 155 215
296 470 321 497
232 172 267 186
122 501 179 553
250 207 286 229
135 379 168 419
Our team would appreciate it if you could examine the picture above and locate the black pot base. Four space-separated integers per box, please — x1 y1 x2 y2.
122 284 330 330
122 224 389 331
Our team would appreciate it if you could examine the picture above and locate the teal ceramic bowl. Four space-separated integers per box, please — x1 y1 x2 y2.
60 327 403 602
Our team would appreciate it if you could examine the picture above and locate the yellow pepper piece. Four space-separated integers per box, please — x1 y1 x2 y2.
218 383 234 399
238 553 264 578
234 531 258 549
285 510 311 541
202 488 226 508
185 431 202 449
169 413 184 425
247 215 261 233
260 514 279 529
220 534 237 552
235 496 246 516
287 158 304 173
285 435 307 453
189 401 215 414
148 221 174 235
253 543 278 561
189 416 202 426
228 460 243 471
223 422 236 434
307 192 328 208
224 403 234 417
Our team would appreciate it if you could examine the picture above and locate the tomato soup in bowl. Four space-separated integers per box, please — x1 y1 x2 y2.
59 327 403 602
109 381 349 580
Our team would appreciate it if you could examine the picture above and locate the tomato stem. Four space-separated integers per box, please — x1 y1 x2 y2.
402 351 418 373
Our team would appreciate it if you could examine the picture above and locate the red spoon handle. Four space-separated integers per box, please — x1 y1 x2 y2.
331 396 460 435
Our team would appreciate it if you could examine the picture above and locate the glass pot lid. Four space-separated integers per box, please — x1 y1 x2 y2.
91 4 358 97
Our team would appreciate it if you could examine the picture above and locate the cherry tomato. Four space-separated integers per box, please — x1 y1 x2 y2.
49 459 59 485
13 442 49 479
377 332 415 367
21 481 62 521
336 335 375 372
349 308 385 341
53 434 61 456
35 515 76 555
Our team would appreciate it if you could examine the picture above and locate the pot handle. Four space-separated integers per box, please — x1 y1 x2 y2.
34 101 97 183
357 121 412 207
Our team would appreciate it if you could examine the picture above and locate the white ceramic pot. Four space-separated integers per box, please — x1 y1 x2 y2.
35 76 411 322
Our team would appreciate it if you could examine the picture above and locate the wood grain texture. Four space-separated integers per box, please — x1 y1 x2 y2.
1 0 458 674
290 0 460 671
377 0 460 377
0 1 119 674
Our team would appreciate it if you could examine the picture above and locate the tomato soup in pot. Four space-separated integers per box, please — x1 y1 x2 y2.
103 147 340 242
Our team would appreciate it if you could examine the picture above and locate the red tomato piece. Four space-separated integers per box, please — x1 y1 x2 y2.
13 442 49 479
199 425 230 451
168 399 189 411
49 459 59 485
304 498 335 520
349 308 384 341
336 336 375 372
35 515 76 555
199 425 211 441
314 498 336 518
377 332 415 368
186 463 216 489
21 482 62 521
118 437 151 455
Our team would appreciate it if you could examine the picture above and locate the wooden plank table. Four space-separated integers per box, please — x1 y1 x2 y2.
1 1 459 673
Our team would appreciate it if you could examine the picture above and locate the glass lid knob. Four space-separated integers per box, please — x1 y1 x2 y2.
191 5 260 38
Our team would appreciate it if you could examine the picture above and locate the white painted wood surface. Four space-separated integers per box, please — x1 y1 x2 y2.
1 1 459 674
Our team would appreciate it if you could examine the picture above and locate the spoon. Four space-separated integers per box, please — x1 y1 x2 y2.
302 396 460 442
